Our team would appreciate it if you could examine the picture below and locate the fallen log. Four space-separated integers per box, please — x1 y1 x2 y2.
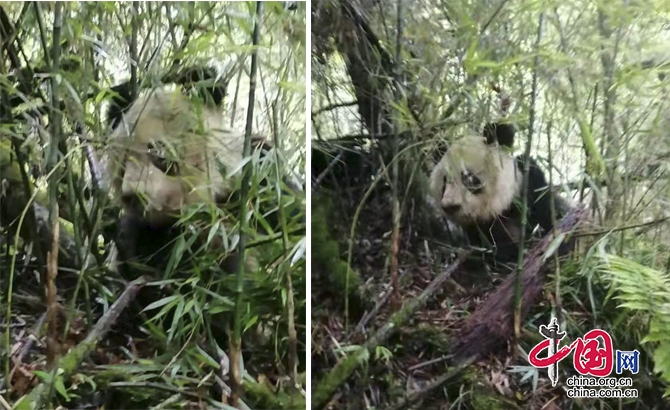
12 276 148 410
451 206 588 362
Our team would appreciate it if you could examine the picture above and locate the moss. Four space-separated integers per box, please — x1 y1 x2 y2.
0 139 24 184
461 368 514 410
312 195 362 298
312 348 369 410
470 393 509 410
244 379 306 410
401 323 451 355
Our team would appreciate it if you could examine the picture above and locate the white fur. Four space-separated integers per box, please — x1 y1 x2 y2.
108 89 245 225
429 134 522 224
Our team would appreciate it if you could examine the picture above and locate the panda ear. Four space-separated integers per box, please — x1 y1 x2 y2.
483 122 515 148
172 66 227 107
107 82 135 129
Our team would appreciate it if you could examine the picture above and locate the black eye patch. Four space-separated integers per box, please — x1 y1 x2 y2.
461 170 485 194
147 141 179 176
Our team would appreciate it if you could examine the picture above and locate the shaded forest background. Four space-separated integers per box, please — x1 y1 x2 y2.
0 2 306 409
311 0 670 409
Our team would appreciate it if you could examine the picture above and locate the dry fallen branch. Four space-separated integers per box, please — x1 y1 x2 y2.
108 382 236 410
451 206 588 362
13 276 148 410
312 252 468 410
384 356 476 410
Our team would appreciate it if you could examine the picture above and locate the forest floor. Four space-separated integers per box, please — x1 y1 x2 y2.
312 186 566 410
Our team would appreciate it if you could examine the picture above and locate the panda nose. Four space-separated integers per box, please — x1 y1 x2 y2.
443 204 462 214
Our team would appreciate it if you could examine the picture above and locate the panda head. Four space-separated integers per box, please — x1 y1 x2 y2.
108 83 242 227
429 122 522 224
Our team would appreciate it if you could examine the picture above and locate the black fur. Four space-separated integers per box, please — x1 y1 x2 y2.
106 82 134 130
107 70 301 277
170 66 227 107
461 122 573 264
516 155 556 233
116 213 178 277
483 122 515 148
106 66 227 130
311 143 375 191
107 65 227 278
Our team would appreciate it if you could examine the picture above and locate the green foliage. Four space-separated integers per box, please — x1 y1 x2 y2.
0 1 305 408
136 143 307 377
576 115 606 180
311 197 363 300
596 251 670 395
33 369 71 402
313 0 670 407
0 138 21 183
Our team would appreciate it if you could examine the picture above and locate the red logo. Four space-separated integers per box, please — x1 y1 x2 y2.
528 318 620 386
529 328 613 377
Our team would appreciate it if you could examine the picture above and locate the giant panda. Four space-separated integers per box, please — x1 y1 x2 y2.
429 122 572 266
104 67 261 276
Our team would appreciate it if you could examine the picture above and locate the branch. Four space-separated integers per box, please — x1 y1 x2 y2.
574 217 670 238
13 277 148 410
312 252 468 410
384 357 476 410
311 100 358 116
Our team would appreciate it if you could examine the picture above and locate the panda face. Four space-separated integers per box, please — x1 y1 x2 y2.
429 133 522 224
110 89 243 226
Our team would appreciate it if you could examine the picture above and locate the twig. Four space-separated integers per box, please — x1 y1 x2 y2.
129 2 139 100
407 355 450 372
0 394 10 410
573 217 670 238
272 92 298 385
547 120 563 325
108 382 233 409
441 0 510 121
312 101 358 116
353 270 409 335
480 0 509 35
12 313 46 364
384 357 476 410
13 277 148 410
1 194 87 272
312 152 343 189
312 252 468 410
45 212 60 368
8 314 46 387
